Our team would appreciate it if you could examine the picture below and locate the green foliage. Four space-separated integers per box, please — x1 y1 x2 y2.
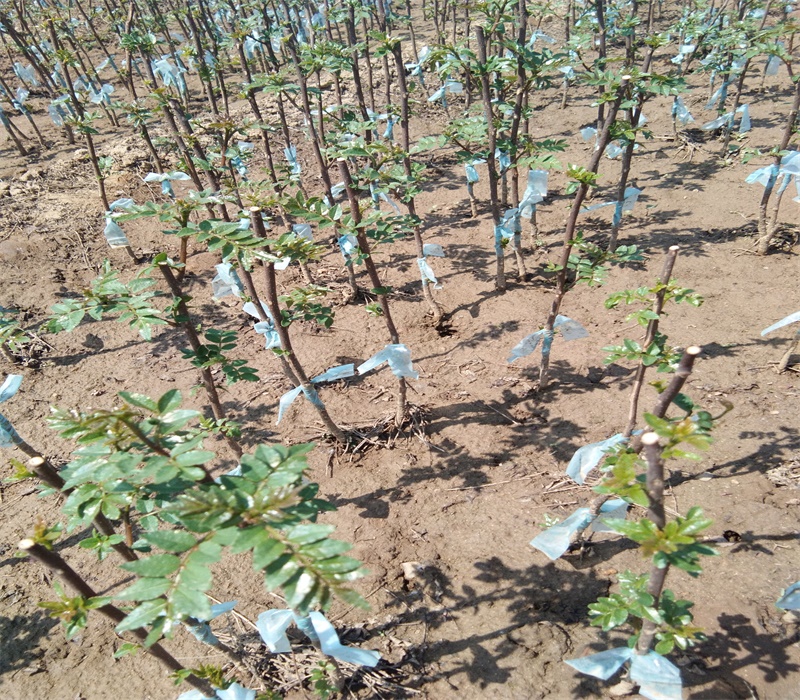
279 286 334 328
0 309 36 356
566 164 598 194
588 571 705 651
29 521 63 550
605 507 716 575
46 261 167 340
172 665 230 689
603 332 681 373
546 234 642 288
310 660 339 699
3 458 35 483
587 381 720 656
181 329 260 384
594 450 649 507
604 279 703 371
38 581 110 641
46 391 366 645
79 530 126 561
589 571 660 631
185 218 268 263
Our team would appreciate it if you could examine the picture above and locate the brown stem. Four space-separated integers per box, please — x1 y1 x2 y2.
623 246 680 437
19 540 213 695
391 41 444 325
538 78 628 390
572 346 702 547
249 209 347 442
757 78 800 253
635 432 668 654
158 264 242 457
28 456 139 562
337 160 407 426
475 25 504 292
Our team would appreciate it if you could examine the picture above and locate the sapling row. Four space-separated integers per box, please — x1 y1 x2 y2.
12 388 375 696
2 1 799 696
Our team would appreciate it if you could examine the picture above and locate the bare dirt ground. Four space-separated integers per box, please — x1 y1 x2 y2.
2 15 800 700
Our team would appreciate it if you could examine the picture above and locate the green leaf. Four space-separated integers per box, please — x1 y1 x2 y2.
252 538 287 570
116 599 167 633
116 577 172 601
141 531 197 553
120 553 182 577
173 450 215 468
157 390 182 414
263 555 302 590
179 560 213 591
286 523 335 545
114 642 140 658
171 584 212 620
119 392 159 412
299 539 352 559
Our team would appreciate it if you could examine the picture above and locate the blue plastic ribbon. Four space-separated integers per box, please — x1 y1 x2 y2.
338 234 358 262
212 263 245 300
581 187 641 220
184 601 237 646
519 170 548 219
418 242 446 285
761 310 800 336
629 651 683 700
428 79 463 105
776 582 800 610
670 43 695 65
671 96 694 126
284 145 301 175
143 171 191 197
276 364 355 423
566 646 633 680
292 223 313 241
568 645 683 699
13 62 38 85
103 198 135 249
526 30 556 47
765 53 781 76
417 258 441 289
566 434 628 484
465 160 483 184
530 507 595 560
242 301 281 350
256 609 380 667
530 499 627 560
507 315 588 363
358 344 419 379
178 682 254 700
88 83 114 105
369 184 401 214
495 149 511 174
404 45 430 87
0 374 23 448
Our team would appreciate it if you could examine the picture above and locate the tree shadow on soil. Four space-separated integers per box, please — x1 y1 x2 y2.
672 425 800 485
685 612 800 698
365 555 614 692
0 611 58 677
